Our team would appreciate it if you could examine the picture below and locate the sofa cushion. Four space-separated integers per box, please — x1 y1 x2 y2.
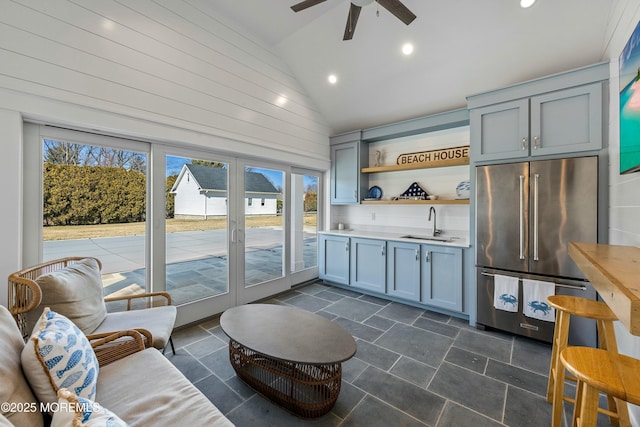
97 348 233 426
92 305 176 350
22 308 99 409
50 388 127 427
0 306 43 427
26 258 107 335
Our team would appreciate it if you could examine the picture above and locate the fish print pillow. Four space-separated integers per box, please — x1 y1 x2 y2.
51 388 128 427
21 307 99 410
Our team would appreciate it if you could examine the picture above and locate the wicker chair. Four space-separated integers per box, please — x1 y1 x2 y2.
8 257 176 354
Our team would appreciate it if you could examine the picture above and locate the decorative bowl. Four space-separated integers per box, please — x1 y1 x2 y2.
456 180 470 199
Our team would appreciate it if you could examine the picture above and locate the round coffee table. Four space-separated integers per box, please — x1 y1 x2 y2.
220 304 356 418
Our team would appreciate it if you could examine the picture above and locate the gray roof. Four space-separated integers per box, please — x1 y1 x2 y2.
183 164 279 194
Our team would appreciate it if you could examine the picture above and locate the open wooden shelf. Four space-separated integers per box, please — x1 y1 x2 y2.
361 157 469 173
360 199 469 205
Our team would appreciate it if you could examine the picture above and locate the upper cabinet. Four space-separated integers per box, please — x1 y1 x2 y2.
468 62 608 163
330 131 368 205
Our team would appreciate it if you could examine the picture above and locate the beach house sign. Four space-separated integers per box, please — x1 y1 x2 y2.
397 145 469 166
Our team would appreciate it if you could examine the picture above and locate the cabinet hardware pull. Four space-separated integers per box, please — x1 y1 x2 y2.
415 249 419 261
533 135 539 150
425 251 430 262
533 173 539 261
381 246 385 256
519 175 525 260
521 137 527 151
345 242 349 251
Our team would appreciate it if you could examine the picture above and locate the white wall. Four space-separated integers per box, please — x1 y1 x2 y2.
604 1 640 424
0 1 330 304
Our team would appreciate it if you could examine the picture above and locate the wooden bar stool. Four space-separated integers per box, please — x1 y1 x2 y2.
560 347 635 427
547 295 623 427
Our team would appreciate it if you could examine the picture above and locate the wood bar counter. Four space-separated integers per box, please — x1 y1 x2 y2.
569 242 640 335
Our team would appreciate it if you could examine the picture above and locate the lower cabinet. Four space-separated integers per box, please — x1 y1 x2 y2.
318 234 350 285
386 241 421 301
350 238 386 293
421 245 463 311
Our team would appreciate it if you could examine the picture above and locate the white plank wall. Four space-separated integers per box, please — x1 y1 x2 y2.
0 0 330 164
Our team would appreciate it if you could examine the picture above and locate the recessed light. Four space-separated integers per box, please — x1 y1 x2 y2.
328 74 338 84
520 0 536 8
275 95 287 106
402 43 414 56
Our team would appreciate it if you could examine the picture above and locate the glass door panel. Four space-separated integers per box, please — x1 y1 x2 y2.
165 156 230 305
291 173 318 273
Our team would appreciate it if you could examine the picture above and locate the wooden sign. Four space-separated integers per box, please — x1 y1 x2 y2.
397 145 469 166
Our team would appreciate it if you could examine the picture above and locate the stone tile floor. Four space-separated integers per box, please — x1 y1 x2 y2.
166 281 612 427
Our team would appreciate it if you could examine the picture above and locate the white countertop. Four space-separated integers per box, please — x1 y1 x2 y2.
319 227 470 248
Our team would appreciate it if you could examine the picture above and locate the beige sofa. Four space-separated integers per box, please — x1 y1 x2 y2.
0 305 233 426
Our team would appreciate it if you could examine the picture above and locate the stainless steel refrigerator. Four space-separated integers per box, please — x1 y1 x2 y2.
475 156 598 345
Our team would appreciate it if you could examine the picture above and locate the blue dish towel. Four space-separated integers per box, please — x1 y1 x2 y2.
523 279 556 322
493 275 519 312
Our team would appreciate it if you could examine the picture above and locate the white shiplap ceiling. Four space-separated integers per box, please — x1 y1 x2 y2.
207 0 616 134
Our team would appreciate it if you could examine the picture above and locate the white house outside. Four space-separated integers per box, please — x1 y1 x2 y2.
171 164 280 218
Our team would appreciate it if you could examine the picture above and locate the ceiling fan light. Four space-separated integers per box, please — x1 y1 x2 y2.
520 0 536 8
352 0 374 7
328 74 338 84
402 43 414 55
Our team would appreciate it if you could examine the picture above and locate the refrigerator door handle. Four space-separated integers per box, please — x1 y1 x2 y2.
533 173 539 262
519 175 525 260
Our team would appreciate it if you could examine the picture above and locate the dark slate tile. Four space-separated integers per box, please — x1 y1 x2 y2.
375 323 453 367
314 290 346 302
193 374 243 415
390 356 436 388
421 310 452 323
342 355 369 383
284 294 332 312
324 298 382 322
224 375 256 399
199 316 221 330
324 286 363 298
331 381 365 419
199 346 236 381
166 352 211 383
363 315 396 331
273 290 302 301
511 336 552 376
171 324 212 348
341 395 428 427
485 359 548 397
437 401 504 427
413 316 461 338
429 362 506 421
376 302 424 324
444 346 488 374
358 294 391 306
297 282 333 295
454 329 513 363
226 394 341 426
504 386 553 427
184 334 227 358
353 366 445 425
333 316 384 342
316 310 339 321
210 325 229 343
351 339 400 371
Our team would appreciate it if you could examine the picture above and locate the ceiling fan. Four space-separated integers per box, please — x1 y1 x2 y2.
291 0 417 40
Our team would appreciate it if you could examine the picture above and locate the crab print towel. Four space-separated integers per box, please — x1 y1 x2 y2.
523 279 556 322
493 274 519 312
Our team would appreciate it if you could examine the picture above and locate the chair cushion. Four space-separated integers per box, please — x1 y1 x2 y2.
26 258 107 335
93 306 176 350
22 308 99 409
50 388 127 427
97 349 233 426
0 306 43 427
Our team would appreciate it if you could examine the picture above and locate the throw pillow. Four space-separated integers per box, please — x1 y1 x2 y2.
50 388 128 427
26 258 107 335
21 308 99 409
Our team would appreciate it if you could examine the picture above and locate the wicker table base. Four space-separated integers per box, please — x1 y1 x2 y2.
228 339 342 418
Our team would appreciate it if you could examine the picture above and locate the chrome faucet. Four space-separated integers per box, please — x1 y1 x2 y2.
428 206 441 236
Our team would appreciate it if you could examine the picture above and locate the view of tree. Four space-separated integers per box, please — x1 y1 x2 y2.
191 159 225 168
165 175 178 218
304 191 317 212
44 140 146 173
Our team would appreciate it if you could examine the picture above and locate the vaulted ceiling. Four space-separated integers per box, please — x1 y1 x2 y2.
208 0 616 135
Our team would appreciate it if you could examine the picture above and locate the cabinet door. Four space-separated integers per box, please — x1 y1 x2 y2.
386 242 421 301
530 83 602 156
350 238 386 293
421 245 463 312
331 142 366 204
318 235 350 285
470 99 530 162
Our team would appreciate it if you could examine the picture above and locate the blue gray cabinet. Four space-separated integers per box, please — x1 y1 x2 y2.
421 245 463 311
330 130 368 205
386 241 421 302
319 234 350 285
470 78 605 162
350 238 386 293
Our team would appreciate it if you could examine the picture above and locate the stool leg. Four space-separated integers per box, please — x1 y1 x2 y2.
552 342 570 427
572 379 583 427
577 384 599 427
614 397 631 427
548 310 570 404
598 319 629 427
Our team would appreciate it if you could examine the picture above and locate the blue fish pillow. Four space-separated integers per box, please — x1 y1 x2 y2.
21 307 99 411
51 388 128 427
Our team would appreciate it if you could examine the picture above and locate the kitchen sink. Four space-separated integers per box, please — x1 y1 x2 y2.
400 235 452 242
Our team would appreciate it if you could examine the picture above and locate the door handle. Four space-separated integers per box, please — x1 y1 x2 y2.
415 249 419 261
231 228 236 243
519 175 525 260
521 137 528 151
425 251 430 262
533 173 539 262
381 245 385 256
533 135 539 150
345 241 349 252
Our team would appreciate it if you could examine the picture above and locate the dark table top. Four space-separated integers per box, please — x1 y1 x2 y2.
220 304 357 365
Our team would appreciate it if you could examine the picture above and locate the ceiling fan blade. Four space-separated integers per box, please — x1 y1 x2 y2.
343 3 362 40
291 0 327 12
376 0 417 25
